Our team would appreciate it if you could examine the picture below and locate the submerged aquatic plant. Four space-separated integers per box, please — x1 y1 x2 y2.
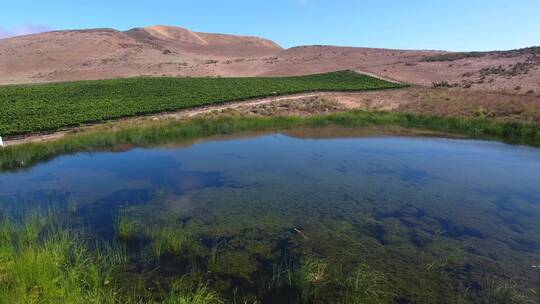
271 254 297 289
96 241 129 267
481 276 536 304
271 256 329 303
147 225 191 258
208 239 226 272
161 285 224 304
115 213 137 240
67 200 78 215
343 263 393 304
295 258 328 303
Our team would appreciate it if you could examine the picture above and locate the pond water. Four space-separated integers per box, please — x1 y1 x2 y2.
1 128 540 303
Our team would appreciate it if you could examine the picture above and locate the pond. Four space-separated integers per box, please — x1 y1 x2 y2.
1 128 539 303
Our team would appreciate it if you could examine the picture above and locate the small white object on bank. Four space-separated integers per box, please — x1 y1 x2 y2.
0 136 3 147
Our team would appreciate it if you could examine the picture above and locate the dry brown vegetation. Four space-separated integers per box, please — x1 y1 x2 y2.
212 88 540 125
218 88 540 124
394 89 540 123
200 96 345 118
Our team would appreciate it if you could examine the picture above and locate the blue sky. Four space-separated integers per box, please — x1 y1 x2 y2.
1 0 539 51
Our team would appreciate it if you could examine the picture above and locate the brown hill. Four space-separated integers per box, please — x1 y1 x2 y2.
0 25 538 94
126 25 282 56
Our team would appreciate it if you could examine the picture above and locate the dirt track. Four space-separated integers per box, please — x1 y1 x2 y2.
5 86 539 147
3 90 403 147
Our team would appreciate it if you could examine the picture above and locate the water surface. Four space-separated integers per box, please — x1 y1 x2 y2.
1 128 539 303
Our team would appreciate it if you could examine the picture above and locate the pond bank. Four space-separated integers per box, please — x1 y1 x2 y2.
1 110 539 171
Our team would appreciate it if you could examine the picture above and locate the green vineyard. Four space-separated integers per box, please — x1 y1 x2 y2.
0 70 403 136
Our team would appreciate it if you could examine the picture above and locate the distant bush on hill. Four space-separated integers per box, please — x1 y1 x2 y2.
422 52 485 62
422 46 540 62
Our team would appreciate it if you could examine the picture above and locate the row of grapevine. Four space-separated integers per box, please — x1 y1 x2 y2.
0 71 403 136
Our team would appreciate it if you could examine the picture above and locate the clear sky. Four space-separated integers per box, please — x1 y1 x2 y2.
1 0 539 51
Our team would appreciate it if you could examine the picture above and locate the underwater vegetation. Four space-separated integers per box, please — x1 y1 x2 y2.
1 207 535 303
343 264 393 304
147 224 193 258
0 209 227 303
115 212 137 240
1 124 540 303
161 285 223 304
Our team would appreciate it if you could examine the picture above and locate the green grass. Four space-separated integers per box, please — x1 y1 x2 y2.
0 71 402 137
0 212 116 304
1 210 535 303
0 210 225 304
162 285 223 304
115 213 137 240
146 225 192 258
1 110 540 172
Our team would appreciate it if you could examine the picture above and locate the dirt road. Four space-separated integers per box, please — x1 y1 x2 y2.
4 90 405 146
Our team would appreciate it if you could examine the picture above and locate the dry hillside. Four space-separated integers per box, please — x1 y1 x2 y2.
0 25 539 94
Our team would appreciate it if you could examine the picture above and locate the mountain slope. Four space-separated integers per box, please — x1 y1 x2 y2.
0 25 283 84
0 25 538 94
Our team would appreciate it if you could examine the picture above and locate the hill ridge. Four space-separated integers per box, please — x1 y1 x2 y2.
0 25 538 94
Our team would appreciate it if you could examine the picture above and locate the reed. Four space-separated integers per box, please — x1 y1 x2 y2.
2 111 540 172
161 285 224 304
0 212 117 304
115 213 137 240
146 225 191 258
